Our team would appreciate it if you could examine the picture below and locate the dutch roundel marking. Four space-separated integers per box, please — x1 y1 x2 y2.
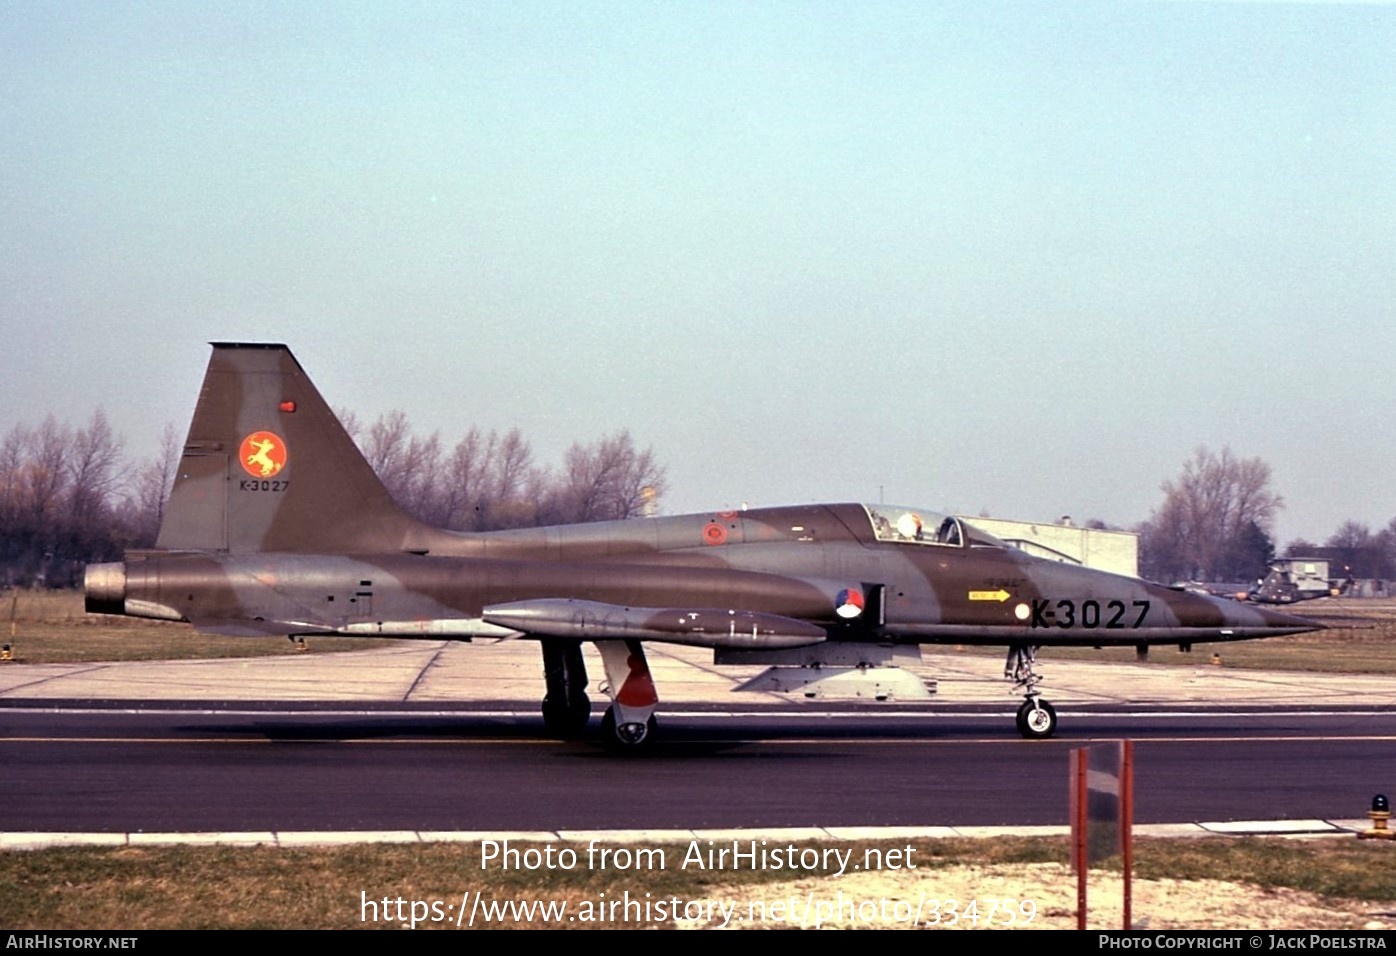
702 522 728 546
240 431 288 478
835 588 865 619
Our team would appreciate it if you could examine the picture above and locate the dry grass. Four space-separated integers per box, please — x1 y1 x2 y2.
3 838 1395 930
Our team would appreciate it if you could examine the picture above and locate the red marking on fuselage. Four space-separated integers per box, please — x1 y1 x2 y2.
702 522 728 546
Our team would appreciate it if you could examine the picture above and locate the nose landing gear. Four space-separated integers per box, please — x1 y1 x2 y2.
1006 643 1057 739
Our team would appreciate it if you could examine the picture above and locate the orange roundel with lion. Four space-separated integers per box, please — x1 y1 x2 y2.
240 431 288 478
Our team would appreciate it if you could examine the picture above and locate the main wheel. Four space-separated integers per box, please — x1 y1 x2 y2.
1016 698 1057 739
542 694 591 738
600 706 657 753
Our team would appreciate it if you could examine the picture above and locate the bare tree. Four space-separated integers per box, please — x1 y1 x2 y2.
24 416 72 535
398 431 445 524
1378 517 1396 581
0 401 670 584
547 431 668 524
362 410 412 482
1283 538 1319 556
66 409 123 526
344 408 672 531
1138 446 1282 582
1325 520 1389 579
0 424 27 525
490 428 534 503
127 423 181 546
0 424 30 583
438 427 491 531
336 407 361 442
359 411 448 521
0 413 135 584
478 428 540 529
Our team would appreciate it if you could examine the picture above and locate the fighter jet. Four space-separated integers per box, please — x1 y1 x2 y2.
85 344 1324 749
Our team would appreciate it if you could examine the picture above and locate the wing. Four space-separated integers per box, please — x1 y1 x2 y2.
482 598 827 650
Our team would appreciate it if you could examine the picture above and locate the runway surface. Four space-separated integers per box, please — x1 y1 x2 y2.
2 642 1394 839
1 704 1393 834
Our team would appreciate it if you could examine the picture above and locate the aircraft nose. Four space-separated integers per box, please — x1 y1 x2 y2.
1209 594 1324 637
1252 604 1326 633
1161 586 1323 638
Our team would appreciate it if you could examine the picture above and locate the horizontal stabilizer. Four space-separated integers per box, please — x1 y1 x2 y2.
482 599 827 649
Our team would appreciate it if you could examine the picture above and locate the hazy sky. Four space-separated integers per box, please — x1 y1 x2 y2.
2 1 1392 545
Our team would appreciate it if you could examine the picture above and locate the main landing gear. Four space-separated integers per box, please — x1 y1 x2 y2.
594 638 659 753
599 707 657 750
540 639 592 738
541 638 660 751
1005 643 1057 739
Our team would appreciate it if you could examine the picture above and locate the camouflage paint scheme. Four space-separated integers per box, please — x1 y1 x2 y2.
86 344 1322 747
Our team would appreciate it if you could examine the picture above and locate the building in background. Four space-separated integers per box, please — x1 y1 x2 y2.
959 515 1139 578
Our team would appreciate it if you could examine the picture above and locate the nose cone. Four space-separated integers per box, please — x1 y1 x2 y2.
1251 603 1327 635
1179 590 1324 638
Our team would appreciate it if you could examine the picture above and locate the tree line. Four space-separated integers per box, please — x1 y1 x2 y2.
1281 518 1396 581
338 410 666 532
0 409 665 588
1136 446 1396 583
2 410 1389 590
0 412 168 588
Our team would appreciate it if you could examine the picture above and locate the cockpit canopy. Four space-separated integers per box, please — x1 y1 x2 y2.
862 504 1005 549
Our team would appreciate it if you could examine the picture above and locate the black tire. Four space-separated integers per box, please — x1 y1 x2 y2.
1016 699 1057 739
542 694 591 738
600 706 657 753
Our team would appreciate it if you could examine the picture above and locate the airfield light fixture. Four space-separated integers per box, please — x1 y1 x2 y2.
1359 794 1393 840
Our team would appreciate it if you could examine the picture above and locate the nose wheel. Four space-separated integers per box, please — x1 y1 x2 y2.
1016 698 1057 739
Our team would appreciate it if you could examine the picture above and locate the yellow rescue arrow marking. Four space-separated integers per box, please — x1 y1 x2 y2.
967 589 1011 602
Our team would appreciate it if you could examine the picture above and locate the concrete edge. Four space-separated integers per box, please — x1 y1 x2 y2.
0 821 1367 851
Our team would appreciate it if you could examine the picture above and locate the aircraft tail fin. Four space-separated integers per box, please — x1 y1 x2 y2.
157 343 432 553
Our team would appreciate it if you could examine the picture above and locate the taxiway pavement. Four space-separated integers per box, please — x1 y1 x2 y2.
4 643 1394 846
3 640 1393 708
